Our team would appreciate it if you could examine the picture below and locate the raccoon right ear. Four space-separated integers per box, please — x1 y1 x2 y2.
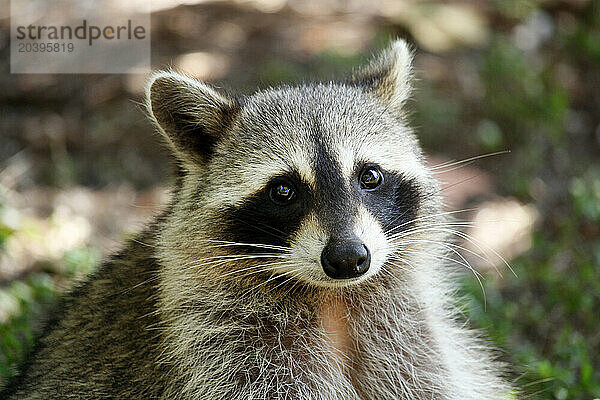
145 71 239 163
349 39 414 114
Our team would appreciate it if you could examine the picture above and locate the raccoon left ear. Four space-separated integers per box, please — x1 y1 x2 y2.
350 39 414 113
145 71 239 164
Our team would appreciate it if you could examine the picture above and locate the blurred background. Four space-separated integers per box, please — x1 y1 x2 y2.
0 1 599 398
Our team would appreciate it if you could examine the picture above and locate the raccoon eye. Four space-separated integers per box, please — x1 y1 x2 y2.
269 182 296 204
359 166 383 190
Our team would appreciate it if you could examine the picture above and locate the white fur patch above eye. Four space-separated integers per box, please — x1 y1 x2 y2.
288 152 317 188
337 145 358 179
335 135 428 184
199 150 316 209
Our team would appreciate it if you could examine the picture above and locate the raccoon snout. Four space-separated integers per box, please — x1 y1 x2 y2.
321 238 371 280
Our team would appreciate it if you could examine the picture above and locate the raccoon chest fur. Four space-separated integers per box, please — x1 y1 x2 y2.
316 293 445 399
319 297 351 371
157 278 449 399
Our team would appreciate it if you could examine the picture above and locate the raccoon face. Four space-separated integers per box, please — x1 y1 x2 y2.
147 40 441 289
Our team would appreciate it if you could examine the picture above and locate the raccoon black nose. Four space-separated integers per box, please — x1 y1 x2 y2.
321 239 371 280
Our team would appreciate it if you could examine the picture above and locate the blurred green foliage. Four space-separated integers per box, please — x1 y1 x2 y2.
0 274 57 383
0 203 100 385
438 3 600 399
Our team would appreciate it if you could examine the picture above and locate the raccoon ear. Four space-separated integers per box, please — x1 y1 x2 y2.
350 39 414 112
145 71 239 163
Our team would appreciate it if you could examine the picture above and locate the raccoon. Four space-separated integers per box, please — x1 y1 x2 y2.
2 40 514 399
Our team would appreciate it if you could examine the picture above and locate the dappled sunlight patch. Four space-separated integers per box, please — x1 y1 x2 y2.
0 186 168 283
174 51 232 81
465 199 538 273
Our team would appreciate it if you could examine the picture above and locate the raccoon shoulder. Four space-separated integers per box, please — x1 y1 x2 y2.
2 225 173 399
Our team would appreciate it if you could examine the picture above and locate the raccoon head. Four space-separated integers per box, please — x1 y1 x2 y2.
147 39 442 290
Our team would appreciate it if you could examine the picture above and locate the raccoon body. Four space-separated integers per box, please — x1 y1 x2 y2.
3 40 513 399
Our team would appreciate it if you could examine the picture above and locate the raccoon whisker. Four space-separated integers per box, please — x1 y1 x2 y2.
199 244 293 256
132 238 159 248
288 277 306 297
406 221 476 232
388 255 418 271
429 150 510 173
391 226 515 278
383 259 411 274
183 253 291 266
386 221 475 241
178 254 292 273
277 269 306 294
393 247 485 282
156 253 229 270
242 216 315 257
242 267 303 295
255 222 290 238
221 267 298 286
198 245 290 257
520 387 555 400
378 194 428 235
197 239 292 252
198 238 289 249
278 275 300 296
377 266 397 281
198 244 288 253
218 261 298 280
432 227 516 278
389 224 469 242
385 258 418 273
390 227 494 268
194 261 300 284
180 255 289 270
516 376 555 388
226 207 318 258
270 269 303 293
119 274 161 295
400 238 497 272
223 216 305 254
398 231 490 276
233 215 289 241
384 208 477 235
437 175 487 196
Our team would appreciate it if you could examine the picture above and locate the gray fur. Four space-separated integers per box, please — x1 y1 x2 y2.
3 40 514 399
